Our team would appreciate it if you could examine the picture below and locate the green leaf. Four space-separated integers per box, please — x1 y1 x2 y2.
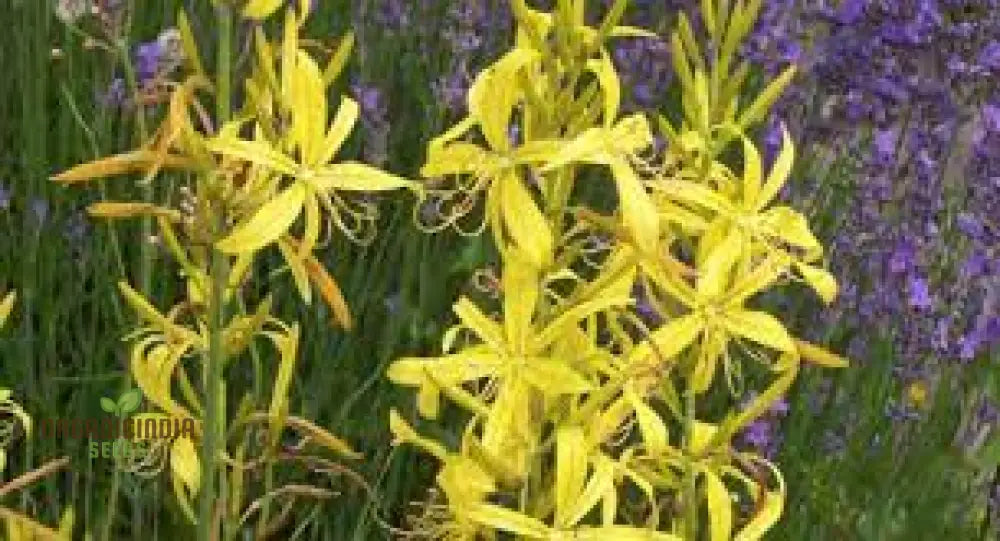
737 65 796 130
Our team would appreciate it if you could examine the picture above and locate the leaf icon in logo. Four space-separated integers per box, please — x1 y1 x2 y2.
116 389 142 415
100 397 118 414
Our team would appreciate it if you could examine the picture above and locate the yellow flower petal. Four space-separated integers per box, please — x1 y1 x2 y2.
697 228 741 299
468 48 538 151
276 238 312 305
562 455 615 528
502 251 540 352
586 49 620 127
453 297 506 351
535 296 633 349
794 339 849 368
610 158 660 252
626 313 703 367
520 357 594 395
386 353 504 387
625 389 669 454
760 206 821 252
705 469 733 541
556 426 588 526
754 124 794 211
421 141 491 178
87 202 182 221
170 435 200 497
689 420 719 455
303 253 354 330
795 262 837 304
290 51 327 165
437 455 496 503
51 150 197 184
312 162 417 192
264 324 299 446
216 183 307 254
741 136 763 208
464 503 550 539
388 409 448 460
499 171 553 268
574 527 681 540
0 291 16 329
317 96 359 166
242 0 284 20
206 137 297 175
721 310 796 353
322 32 355 87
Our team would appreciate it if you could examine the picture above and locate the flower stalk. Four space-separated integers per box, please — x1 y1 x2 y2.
198 5 233 539
51 1 403 537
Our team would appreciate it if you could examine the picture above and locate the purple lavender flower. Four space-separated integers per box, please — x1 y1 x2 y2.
135 41 162 83
888 239 916 274
133 28 183 85
0 184 10 210
432 70 470 115
834 0 866 26
961 252 988 279
611 37 672 110
632 283 661 326
350 83 390 166
907 275 932 310
982 103 1000 134
742 420 773 449
979 41 1000 71
770 398 790 416
872 128 898 165
427 1 510 116
736 393 789 459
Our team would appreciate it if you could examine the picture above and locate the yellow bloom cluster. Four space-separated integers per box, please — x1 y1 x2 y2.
386 1 849 539
50 1 403 536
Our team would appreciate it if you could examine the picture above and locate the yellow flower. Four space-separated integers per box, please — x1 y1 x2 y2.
204 12 418 305
907 380 929 410
208 26 417 255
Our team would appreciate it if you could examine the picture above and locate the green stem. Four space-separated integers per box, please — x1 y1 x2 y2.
199 5 233 541
116 8 152 295
102 11 152 538
199 247 229 541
